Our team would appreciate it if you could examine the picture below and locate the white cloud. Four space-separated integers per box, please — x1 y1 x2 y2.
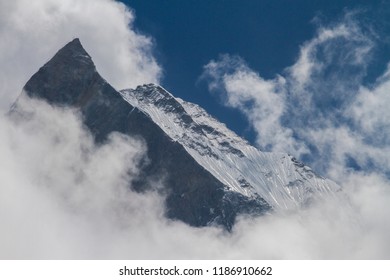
349 64 390 139
204 55 307 155
289 19 371 88
0 0 161 112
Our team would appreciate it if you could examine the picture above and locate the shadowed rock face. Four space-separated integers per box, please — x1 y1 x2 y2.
18 38 270 230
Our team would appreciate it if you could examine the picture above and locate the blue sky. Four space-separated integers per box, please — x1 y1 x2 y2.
122 0 389 144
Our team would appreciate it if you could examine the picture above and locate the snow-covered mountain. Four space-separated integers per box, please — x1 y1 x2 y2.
13 38 340 230
121 85 340 210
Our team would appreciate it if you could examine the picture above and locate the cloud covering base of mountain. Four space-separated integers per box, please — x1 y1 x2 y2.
1 95 389 259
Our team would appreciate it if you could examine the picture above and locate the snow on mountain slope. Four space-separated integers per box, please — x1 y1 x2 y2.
120 84 340 210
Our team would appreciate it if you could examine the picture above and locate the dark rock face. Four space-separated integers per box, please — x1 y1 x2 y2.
17 38 270 230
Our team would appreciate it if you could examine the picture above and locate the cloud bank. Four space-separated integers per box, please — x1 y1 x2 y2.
1 97 390 259
0 0 161 112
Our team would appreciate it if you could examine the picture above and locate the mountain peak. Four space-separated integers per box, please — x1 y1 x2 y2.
22 38 104 106
132 84 175 101
57 38 92 62
68 37 82 46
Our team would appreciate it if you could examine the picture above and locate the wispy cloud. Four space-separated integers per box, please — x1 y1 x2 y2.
203 55 306 155
202 12 384 179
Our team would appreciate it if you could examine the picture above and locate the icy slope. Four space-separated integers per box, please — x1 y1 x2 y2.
121 84 340 210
